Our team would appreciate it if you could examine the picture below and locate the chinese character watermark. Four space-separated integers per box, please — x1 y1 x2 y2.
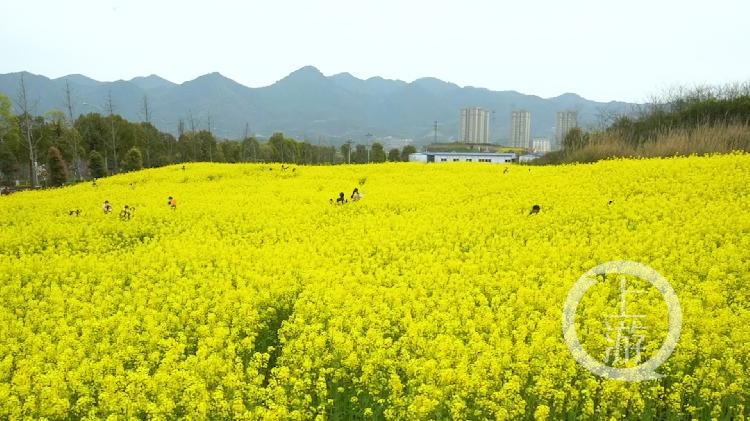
604 276 646 364
562 260 682 381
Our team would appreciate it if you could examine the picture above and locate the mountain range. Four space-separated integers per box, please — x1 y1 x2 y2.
0 66 636 146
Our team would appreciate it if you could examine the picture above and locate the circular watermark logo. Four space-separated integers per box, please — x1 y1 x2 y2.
562 260 682 381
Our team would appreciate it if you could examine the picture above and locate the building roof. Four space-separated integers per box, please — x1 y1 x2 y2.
421 151 517 157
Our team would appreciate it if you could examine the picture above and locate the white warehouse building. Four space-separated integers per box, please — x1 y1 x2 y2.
409 152 517 164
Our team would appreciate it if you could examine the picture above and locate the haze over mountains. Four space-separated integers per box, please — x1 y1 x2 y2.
0 66 635 145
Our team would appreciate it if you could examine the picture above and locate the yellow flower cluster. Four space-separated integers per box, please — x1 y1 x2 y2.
0 154 748 420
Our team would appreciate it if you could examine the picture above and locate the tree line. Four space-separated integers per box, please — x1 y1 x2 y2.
0 89 418 187
536 83 750 164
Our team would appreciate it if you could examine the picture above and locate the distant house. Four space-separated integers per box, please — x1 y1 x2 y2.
409 152 517 164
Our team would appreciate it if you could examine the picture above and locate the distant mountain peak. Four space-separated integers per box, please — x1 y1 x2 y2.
129 74 175 90
294 65 323 74
58 74 100 86
330 72 356 80
281 66 325 81
273 66 330 89
131 74 171 82
553 92 584 100
185 72 239 85
200 71 228 79
413 76 445 83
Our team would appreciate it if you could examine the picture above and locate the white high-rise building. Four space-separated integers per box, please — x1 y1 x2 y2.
511 110 531 149
555 111 578 149
459 107 490 143
532 138 551 153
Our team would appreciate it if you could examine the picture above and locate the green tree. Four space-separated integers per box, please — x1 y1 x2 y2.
177 132 199 162
88 150 106 178
76 113 109 154
197 130 217 161
401 145 417 161
241 136 260 162
60 128 84 180
47 146 68 186
219 140 242 163
268 132 286 162
0 141 17 183
258 143 274 162
370 142 386 163
283 138 299 163
562 127 588 151
388 148 400 162
353 144 367 163
17 74 41 186
0 93 20 182
123 147 143 172
0 94 17 139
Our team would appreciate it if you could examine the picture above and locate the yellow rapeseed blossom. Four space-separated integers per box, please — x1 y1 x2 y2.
0 154 748 419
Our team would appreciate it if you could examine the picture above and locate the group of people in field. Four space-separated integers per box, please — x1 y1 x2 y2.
332 187 363 205
101 200 134 220
73 165 550 217
92 195 176 220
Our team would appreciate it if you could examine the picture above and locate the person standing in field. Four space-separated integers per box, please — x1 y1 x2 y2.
168 196 177 210
350 187 362 201
102 200 112 213
119 205 132 220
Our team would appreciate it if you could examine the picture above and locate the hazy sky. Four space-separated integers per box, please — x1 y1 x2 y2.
1 0 748 103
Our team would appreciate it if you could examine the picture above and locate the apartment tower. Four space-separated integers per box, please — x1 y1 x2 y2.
555 111 578 149
459 107 490 143
511 110 531 149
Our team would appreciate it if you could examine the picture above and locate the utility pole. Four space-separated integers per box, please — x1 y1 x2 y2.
434 121 438 144
491 110 496 146
365 133 373 163
207 114 213 162
141 95 152 167
242 123 249 162
346 139 352 164
105 91 118 173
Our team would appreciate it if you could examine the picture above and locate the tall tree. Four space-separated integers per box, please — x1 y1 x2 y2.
219 141 241 163
269 132 285 162
88 150 106 179
388 148 400 162
47 146 68 186
353 144 367 163
141 94 152 124
0 142 16 183
105 91 118 173
123 147 143 172
17 74 40 186
401 145 417 161
0 93 20 182
370 142 386 163
76 113 108 154
242 135 259 162
63 79 82 180
562 127 588 151
197 130 217 161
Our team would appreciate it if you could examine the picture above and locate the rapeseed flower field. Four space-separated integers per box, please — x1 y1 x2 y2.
0 154 748 420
